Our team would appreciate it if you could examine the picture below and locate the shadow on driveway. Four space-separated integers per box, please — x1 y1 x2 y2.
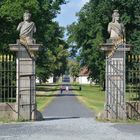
36 93 81 97
43 116 80 121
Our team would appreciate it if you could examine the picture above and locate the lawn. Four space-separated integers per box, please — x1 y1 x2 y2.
74 84 105 114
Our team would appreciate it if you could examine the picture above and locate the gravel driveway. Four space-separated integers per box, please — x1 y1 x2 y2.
0 92 140 140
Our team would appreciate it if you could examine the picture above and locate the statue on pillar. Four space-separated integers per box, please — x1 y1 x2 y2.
9 10 42 121
17 10 36 58
107 10 125 42
99 10 131 121
107 10 126 57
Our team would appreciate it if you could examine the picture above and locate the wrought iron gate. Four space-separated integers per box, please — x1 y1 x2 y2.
126 54 140 120
0 52 16 103
106 51 126 119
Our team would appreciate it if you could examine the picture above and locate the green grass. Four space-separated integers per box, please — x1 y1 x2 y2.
36 92 54 112
74 84 105 114
73 84 140 123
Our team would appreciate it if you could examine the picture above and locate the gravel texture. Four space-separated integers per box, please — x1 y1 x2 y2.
0 118 140 140
0 86 140 140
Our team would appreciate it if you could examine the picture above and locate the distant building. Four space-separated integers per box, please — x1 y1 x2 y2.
36 77 40 83
78 67 92 84
48 77 54 83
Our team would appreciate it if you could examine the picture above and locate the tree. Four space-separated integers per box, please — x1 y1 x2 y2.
68 60 80 82
67 0 140 87
0 0 68 82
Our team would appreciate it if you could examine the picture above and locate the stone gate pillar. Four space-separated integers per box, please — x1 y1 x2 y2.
99 10 132 120
101 44 130 120
9 41 42 120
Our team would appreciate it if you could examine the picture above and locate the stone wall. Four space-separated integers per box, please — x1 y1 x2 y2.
0 103 17 120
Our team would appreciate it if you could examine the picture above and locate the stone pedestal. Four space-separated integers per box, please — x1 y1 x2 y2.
9 41 42 120
101 43 130 120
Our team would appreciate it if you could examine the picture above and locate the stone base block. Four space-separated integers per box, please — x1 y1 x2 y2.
0 103 17 120
0 103 43 121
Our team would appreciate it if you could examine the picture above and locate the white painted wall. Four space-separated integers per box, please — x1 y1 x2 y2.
36 77 40 83
48 77 53 83
70 76 74 83
79 76 91 84
70 76 79 83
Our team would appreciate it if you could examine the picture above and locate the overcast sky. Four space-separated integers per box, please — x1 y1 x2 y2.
55 0 89 27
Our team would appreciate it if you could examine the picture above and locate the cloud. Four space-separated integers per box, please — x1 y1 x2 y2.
55 0 90 27
81 0 90 5
65 0 90 9
79 0 90 8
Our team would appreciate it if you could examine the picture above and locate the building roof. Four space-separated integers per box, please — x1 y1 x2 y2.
79 67 90 76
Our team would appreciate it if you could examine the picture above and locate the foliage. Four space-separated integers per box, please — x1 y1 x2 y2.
68 60 80 81
0 0 68 82
67 0 140 86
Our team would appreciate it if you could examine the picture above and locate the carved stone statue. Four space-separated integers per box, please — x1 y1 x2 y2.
107 10 125 42
107 10 126 58
17 10 36 45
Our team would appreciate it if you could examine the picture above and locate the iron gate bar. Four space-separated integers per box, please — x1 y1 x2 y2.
106 49 126 120
108 61 124 73
0 53 16 103
127 54 140 102
126 54 140 120
108 76 124 95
